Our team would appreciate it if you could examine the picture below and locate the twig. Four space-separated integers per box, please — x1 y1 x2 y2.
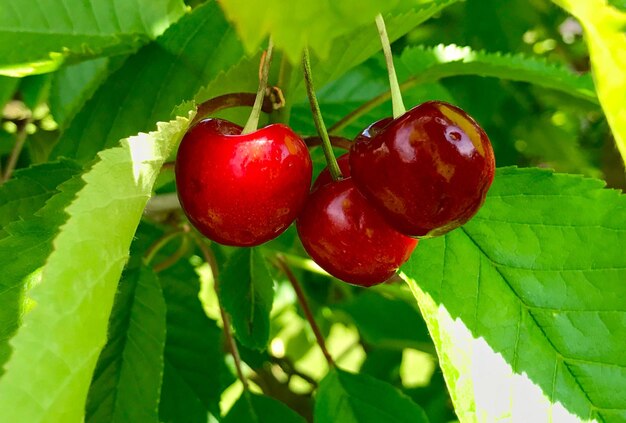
276 255 334 366
2 118 31 183
195 238 250 390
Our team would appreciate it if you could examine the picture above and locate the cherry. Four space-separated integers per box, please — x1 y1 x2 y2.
175 118 312 247
350 101 495 237
297 176 417 287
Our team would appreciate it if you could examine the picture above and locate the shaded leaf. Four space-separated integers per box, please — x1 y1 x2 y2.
159 259 228 422
337 290 432 351
220 248 274 350
0 159 81 238
49 57 115 129
315 367 429 423
86 266 166 423
223 392 305 423
552 0 626 168
403 167 626 422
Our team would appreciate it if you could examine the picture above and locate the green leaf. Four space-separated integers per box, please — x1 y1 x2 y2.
51 1 245 164
396 44 598 103
337 290 432 351
292 1 461 100
220 248 274 350
551 0 626 169
159 259 227 422
402 167 626 422
0 159 81 238
0 109 194 422
315 367 430 423
0 165 84 373
86 266 166 423
219 0 408 63
49 58 114 129
0 75 18 107
223 392 306 423
0 0 186 77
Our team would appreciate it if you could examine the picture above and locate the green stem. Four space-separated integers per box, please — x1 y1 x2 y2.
302 47 342 181
242 39 274 135
375 14 405 119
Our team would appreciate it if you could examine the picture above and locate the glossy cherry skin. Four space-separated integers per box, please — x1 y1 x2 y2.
350 101 495 238
175 118 312 246
297 177 418 287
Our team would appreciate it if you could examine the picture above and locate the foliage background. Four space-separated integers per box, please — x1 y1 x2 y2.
0 0 624 422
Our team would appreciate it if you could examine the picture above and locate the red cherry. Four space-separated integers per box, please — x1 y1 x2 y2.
175 118 312 246
297 177 417 287
350 101 495 237
311 153 351 191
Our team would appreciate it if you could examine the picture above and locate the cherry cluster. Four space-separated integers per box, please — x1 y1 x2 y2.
175 101 495 287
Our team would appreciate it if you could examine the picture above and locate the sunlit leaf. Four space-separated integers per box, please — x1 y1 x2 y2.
0 0 186 76
0 108 194 421
403 167 626 422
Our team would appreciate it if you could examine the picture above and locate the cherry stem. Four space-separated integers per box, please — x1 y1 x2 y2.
195 237 249 390
375 14 405 119
304 135 352 150
276 255 335 367
302 47 343 181
242 38 274 135
192 93 274 127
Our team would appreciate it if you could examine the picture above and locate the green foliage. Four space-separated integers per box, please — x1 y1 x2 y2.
552 0 626 168
0 159 81 237
49 58 114 129
220 248 275 350
223 392 306 423
0 76 18 107
158 257 228 422
219 0 407 63
397 44 597 103
0 1 624 422
337 290 432 351
86 266 166 423
0 0 186 77
315 368 430 423
0 111 193 421
0 161 83 372
403 167 626 422
51 1 245 163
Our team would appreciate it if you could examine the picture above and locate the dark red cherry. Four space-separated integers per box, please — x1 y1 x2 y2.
175 118 312 246
297 177 417 287
311 153 351 191
350 101 495 237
